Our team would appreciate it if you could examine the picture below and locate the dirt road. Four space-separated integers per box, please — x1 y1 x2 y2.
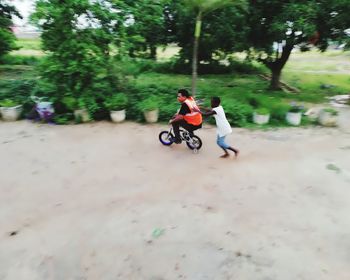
0 121 350 280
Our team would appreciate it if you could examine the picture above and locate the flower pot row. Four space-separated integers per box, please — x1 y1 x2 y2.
1 97 338 127
0 104 159 124
65 108 159 123
107 108 159 123
103 93 159 123
1 94 160 124
253 107 339 126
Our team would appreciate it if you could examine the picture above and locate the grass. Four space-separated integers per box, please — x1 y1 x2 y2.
10 38 44 56
0 65 37 80
281 49 350 100
282 72 350 100
16 38 43 51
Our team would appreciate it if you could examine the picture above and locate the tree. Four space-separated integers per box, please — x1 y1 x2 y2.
165 1 247 66
247 0 350 90
315 0 350 50
121 0 170 60
31 0 124 99
0 2 21 60
181 0 239 95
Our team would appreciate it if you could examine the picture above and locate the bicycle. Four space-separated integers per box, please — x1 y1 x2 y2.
159 127 202 152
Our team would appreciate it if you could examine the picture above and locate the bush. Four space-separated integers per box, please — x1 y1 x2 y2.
0 55 41 66
255 108 270 115
221 100 254 127
0 79 38 115
160 60 234 75
228 58 263 74
322 108 338 116
104 93 128 111
112 58 158 77
123 57 263 76
248 96 261 108
269 103 290 125
53 113 74 125
288 103 305 113
158 102 178 122
83 95 108 120
31 79 56 97
0 99 20 107
0 79 37 100
61 96 78 112
124 82 176 122
138 95 158 112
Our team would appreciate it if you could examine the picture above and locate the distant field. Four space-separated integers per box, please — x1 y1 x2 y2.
283 50 350 95
285 50 350 73
11 38 44 56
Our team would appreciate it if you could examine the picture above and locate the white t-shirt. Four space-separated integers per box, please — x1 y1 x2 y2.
212 106 232 137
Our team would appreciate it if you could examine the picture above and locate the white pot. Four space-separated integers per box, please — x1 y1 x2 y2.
74 109 90 123
318 110 338 127
0 105 23 121
110 109 126 123
144 109 158 123
286 112 302 126
253 112 270 125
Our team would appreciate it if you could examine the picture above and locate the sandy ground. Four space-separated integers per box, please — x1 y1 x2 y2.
1 115 350 280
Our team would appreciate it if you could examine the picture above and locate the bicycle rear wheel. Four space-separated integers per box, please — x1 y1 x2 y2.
186 135 202 150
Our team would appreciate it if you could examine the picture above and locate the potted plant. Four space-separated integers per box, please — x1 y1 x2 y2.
62 96 90 123
104 93 128 123
253 108 270 125
318 108 338 127
286 103 304 126
0 99 23 121
74 98 90 123
139 96 159 123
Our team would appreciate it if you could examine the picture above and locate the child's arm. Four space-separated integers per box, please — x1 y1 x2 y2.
201 109 216 117
193 107 216 116
197 106 211 113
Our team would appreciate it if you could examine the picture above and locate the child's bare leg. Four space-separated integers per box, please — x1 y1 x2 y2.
228 147 239 157
220 148 229 158
217 136 230 158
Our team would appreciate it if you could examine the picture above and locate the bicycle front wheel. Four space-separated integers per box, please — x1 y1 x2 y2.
159 131 174 146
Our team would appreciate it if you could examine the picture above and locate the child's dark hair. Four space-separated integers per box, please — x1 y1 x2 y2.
178 89 190 98
211 96 221 106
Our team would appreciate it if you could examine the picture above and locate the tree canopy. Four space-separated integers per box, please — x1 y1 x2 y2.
246 0 350 89
0 2 21 59
31 0 124 99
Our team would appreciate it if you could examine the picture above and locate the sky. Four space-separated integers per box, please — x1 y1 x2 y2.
8 0 35 26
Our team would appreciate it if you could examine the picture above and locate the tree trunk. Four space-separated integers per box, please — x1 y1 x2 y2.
149 45 157 60
268 44 294 90
191 11 202 96
270 67 282 90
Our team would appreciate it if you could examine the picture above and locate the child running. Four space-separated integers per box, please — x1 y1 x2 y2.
201 97 239 158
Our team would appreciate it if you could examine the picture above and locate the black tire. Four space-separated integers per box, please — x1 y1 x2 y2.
186 135 202 150
159 131 174 146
